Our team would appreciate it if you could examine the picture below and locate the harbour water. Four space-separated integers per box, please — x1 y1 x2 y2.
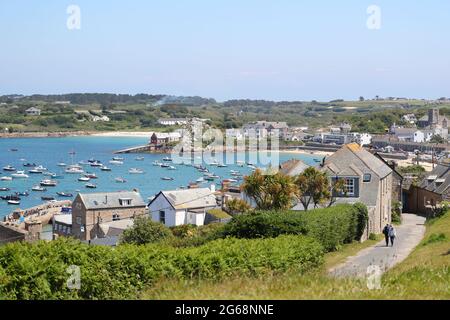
0 136 322 218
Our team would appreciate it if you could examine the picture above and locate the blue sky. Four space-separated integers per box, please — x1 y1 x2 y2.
0 0 449 101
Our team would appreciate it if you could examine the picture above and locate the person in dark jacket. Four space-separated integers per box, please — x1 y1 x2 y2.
382 224 390 247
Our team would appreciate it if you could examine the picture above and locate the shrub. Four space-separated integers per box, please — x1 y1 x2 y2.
120 217 174 245
169 223 225 248
220 204 368 252
391 201 402 224
369 233 378 241
0 235 324 300
422 233 447 246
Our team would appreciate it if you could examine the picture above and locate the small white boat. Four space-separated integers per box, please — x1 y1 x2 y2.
85 183 97 189
168 166 177 170
0 176 12 181
113 156 124 161
57 162 67 167
152 161 162 166
161 177 174 181
40 179 58 187
78 177 90 182
65 166 84 174
7 200 20 205
100 166 112 171
208 160 219 166
3 165 16 172
218 164 228 168
11 171 29 179
196 177 205 183
109 160 124 165
115 177 127 183
90 161 103 167
162 157 173 162
129 168 144 174
135 157 145 161
32 186 47 192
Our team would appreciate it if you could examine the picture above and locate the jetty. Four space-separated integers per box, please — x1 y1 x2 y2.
3 200 72 228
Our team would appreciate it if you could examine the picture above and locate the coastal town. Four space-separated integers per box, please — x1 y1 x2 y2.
1 108 448 247
1 1 450 304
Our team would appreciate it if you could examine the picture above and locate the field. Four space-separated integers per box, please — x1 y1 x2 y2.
142 212 450 300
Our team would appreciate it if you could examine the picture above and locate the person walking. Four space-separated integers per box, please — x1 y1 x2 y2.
389 224 397 247
382 224 390 247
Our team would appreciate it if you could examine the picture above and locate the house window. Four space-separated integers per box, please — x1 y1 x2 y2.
159 211 166 224
344 178 355 196
112 213 120 221
119 198 132 206
363 174 372 182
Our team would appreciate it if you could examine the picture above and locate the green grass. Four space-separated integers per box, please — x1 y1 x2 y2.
141 214 450 300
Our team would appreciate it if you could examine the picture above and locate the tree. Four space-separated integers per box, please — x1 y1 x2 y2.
120 217 174 245
294 167 345 210
359 96 365 101
225 198 252 215
430 134 445 144
242 169 297 211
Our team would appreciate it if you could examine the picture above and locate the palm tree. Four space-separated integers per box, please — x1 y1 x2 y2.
242 169 297 211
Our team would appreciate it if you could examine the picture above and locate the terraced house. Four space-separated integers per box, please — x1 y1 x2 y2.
321 143 395 239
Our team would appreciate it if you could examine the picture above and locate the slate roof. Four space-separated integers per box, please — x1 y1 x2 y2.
151 188 217 210
279 159 310 176
324 143 392 178
77 191 146 210
419 164 450 195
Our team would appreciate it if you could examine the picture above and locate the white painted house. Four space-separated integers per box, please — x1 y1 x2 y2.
148 188 217 227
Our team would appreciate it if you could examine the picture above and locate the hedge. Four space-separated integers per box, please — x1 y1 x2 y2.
219 204 368 251
0 235 323 300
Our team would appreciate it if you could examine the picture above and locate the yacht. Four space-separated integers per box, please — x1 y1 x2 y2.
85 183 97 189
57 192 74 198
16 191 29 197
1 195 20 201
113 156 124 161
0 187 11 192
11 171 29 179
100 166 112 172
129 168 144 174
90 161 103 167
57 162 67 167
65 165 84 174
41 196 56 201
152 161 162 166
161 163 170 168
115 177 127 183
32 186 47 192
109 160 124 165
40 180 58 187
7 200 20 205
0 176 13 181
84 173 98 179
78 176 90 182
3 165 16 172
23 163 36 167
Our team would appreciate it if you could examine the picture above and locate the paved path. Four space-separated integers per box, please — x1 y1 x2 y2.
329 214 426 278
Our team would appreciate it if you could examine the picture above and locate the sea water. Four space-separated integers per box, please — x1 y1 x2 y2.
0 136 322 218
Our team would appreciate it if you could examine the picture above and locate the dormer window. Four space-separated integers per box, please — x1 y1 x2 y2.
363 174 372 183
119 198 132 206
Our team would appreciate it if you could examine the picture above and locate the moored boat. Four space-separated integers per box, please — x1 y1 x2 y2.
115 177 127 183
0 187 10 192
11 171 29 179
129 168 144 174
78 176 90 182
7 200 20 205
32 186 47 192
41 196 55 201
0 176 13 181
57 192 74 198
100 166 112 171
85 183 97 189
161 177 174 181
3 165 16 172
40 179 58 187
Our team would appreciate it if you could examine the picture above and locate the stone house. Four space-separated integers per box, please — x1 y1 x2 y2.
25 107 41 116
148 188 217 227
150 132 182 145
71 191 146 241
321 143 394 239
405 164 450 215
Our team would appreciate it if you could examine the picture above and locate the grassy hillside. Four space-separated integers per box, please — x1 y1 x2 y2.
142 212 450 300
2 96 450 133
